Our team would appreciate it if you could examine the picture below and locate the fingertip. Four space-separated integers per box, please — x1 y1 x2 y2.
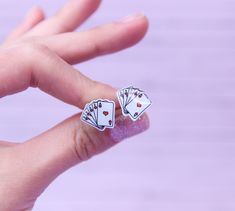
109 112 150 143
34 6 45 20
26 6 45 21
90 0 102 10
77 112 150 161
109 13 149 50
70 0 102 10
140 15 149 35
134 15 149 43
80 81 118 108
122 14 149 44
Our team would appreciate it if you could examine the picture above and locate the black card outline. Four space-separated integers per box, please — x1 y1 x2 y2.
126 93 152 121
96 99 115 128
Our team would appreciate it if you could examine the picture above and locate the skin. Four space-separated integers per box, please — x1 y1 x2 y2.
0 0 150 210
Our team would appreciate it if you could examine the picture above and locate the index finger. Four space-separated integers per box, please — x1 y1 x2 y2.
0 43 117 109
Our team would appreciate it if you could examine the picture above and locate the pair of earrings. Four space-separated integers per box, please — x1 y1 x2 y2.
81 86 152 131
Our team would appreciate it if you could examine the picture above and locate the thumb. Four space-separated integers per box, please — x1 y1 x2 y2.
6 97 150 207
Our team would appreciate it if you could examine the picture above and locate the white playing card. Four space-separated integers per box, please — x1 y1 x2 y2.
97 100 115 128
117 89 127 115
91 101 105 131
92 101 99 123
87 104 97 124
123 86 132 107
117 86 132 115
117 89 123 105
125 92 152 121
81 102 105 131
82 112 96 128
126 88 143 105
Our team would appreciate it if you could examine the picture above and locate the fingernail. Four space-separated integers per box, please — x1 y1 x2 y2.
110 113 150 142
119 13 145 23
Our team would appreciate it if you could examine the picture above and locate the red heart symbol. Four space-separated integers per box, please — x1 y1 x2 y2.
137 102 142 108
103 111 109 116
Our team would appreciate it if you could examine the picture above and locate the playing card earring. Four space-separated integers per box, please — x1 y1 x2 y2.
117 86 152 121
81 99 116 131
81 86 151 131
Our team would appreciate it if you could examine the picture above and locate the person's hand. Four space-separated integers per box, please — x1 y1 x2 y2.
0 0 149 210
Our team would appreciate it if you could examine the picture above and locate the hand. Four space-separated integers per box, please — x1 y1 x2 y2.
0 0 149 210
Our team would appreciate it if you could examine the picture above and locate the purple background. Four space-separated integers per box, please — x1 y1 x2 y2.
1 0 235 210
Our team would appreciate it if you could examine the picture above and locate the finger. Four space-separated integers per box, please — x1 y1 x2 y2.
0 141 17 147
40 14 149 64
26 0 101 36
0 43 115 108
6 6 45 42
5 111 149 206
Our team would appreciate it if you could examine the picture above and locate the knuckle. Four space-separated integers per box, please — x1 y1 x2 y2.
91 40 102 56
51 17 72 32
0 41 50 64
8 42 55 88
21 42 51 58
73 120 115 162
2 35 52 61
74 123 109 162
58 21 72 32
74 127 97 161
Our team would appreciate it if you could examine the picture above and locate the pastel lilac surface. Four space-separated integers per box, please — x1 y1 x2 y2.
1 0 235 211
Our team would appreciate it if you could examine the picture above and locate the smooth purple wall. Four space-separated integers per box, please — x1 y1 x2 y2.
1 0 235 210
